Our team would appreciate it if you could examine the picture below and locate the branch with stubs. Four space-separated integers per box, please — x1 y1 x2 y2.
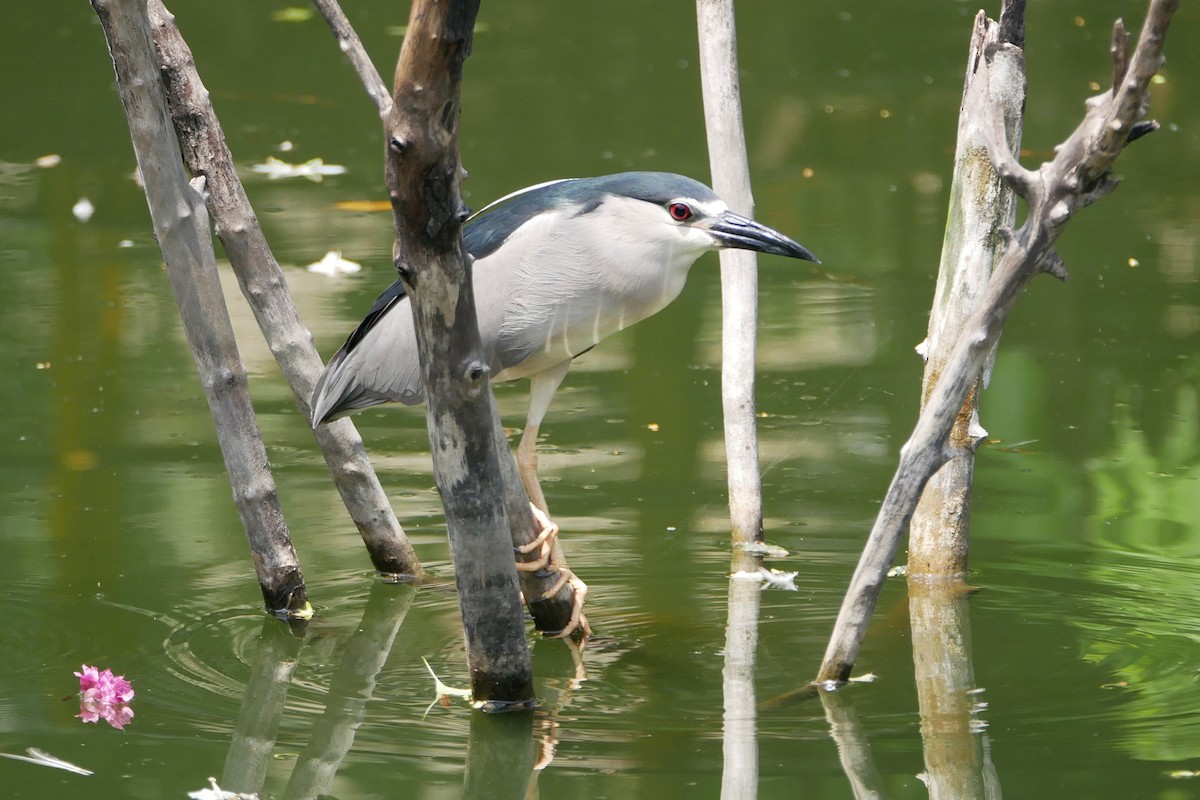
815 0 1180 687
310 0 587 642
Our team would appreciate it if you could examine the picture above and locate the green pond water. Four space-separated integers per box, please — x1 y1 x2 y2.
2 1 1199 798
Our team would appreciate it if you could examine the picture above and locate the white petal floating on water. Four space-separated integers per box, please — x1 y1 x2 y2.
72 197 94 223
759 568 799 590
0 748 93 776
420 657 474 716
251 155 346 182
306 250 362 276
187 777 260 799
731 566 798 591
422 657 472 701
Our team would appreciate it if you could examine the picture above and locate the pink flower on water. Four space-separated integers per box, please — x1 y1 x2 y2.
78 698 136 730
75 665 135 704
74 665 135 729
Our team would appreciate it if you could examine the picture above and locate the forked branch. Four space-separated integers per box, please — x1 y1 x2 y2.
815 0 1178 686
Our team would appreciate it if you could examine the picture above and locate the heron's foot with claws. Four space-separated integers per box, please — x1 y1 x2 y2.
515 504 558 572
515 504 590 639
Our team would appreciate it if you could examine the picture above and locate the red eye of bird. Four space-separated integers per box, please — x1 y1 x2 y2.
668 202 693 222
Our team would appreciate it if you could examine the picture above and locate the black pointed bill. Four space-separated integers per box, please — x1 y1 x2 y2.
707 211 819 263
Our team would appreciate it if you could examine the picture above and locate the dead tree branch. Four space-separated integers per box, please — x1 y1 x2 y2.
91 0 309 618
816 0 1179 686
386 0 536 706
696 0 765 544
310 0 392 119
147 0 420 579
907 9 1026 578
310 0 582 636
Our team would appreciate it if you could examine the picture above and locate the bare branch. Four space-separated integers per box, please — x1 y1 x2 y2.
998 0 1025 48
816 0 1178 686
148 0 420 578
386 0 536 706
696 0 765 544
309 0 580 633
1087 0 1178 183
310 0 392 118
908 10 1024 580
1042 250 1068 282
92 0 309 618
1111 19 1130 92
1128 119 1159 143
984 73 1036 201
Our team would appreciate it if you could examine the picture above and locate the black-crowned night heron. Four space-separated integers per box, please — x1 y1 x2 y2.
312 171 817 587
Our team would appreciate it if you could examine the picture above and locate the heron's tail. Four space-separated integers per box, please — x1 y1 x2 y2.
311 349 375 426
311 278 425 426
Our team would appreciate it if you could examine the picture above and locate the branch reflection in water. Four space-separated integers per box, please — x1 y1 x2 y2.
721 547 764 799
909 580 1002 799
216 582 415 799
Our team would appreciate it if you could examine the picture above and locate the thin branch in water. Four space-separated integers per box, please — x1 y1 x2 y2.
148 0 420 578
310 0 392 118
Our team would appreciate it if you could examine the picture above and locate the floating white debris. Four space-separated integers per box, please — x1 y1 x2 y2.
421 657 475 716
278 140 294 152
848 672 878 684
118 239 135 248
887 564 907 577
422 658 472 701
731 566 798 591
0 748 93 776
251 155 346 182
35 154 62 168
72 197 95 223
187 777 260 799
306 250 362 276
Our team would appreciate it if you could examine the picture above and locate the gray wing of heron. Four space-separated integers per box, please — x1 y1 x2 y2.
310 179 586 425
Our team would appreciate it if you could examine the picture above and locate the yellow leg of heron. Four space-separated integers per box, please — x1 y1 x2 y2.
515 360 570 515
517 422 549 515
512 361 589 637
